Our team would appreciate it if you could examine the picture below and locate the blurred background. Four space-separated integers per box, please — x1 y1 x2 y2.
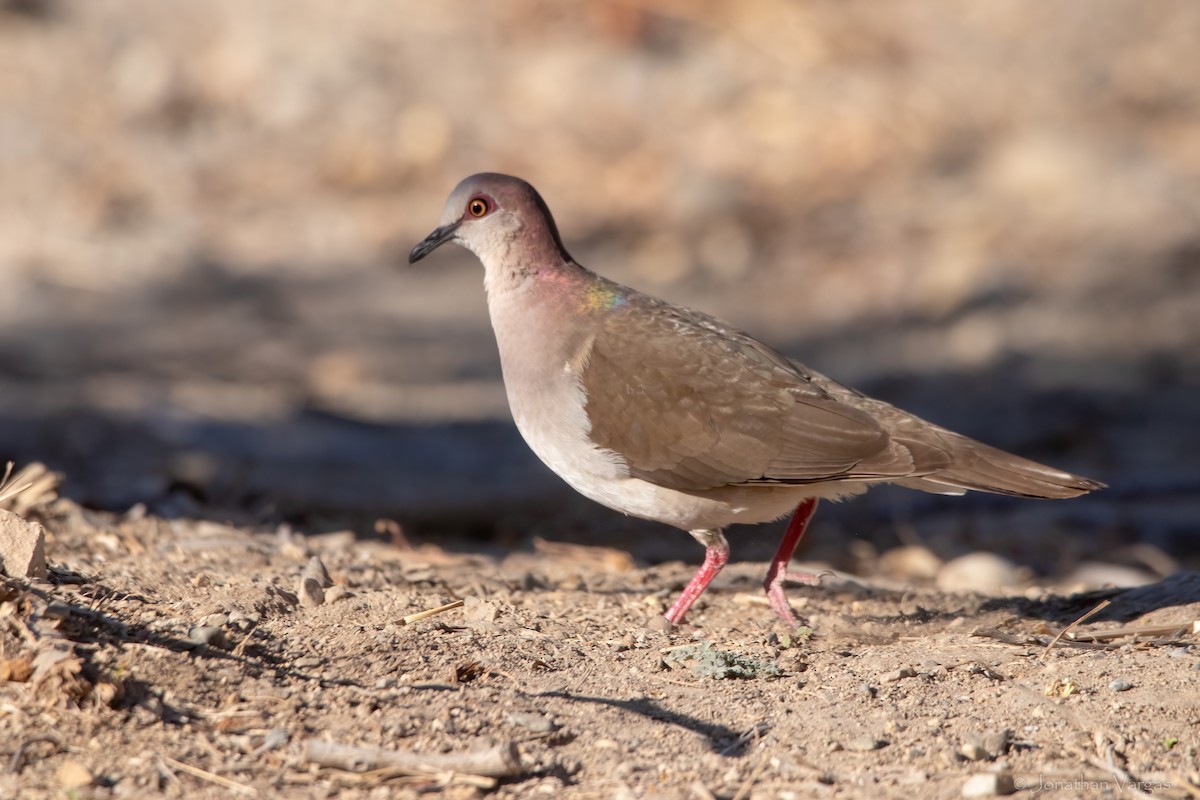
1 0 1197 578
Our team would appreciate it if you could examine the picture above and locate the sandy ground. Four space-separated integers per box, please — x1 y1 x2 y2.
2 1 1199 798
2 493 1199 799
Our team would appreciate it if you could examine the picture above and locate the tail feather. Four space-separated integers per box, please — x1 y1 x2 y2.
911 429 1103 499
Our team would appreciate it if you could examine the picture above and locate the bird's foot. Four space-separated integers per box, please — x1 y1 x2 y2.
763 566 835 626
663 540 730 625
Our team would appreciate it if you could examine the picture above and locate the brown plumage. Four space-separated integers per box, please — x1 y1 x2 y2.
410 173 1103 626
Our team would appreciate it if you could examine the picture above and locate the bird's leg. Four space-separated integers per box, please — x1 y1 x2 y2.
763 498 829 625
663 529 729 625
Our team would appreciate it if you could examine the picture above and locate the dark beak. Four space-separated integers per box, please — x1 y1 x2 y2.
408 222 460 264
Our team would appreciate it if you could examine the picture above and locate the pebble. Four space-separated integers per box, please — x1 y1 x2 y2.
298 577 325 608
882 667 917 682
1108 678 1133 692
506 711 557 732
299 556 334 608
962 772 1015 797
878 545 943 579
187 626 229 649
1066 561 1155 588
960 730 1009 761
56 759 93 788
0 509 47 579
324 585 352 603
846 735 887 752
937 553 1021 593
464 597 501 623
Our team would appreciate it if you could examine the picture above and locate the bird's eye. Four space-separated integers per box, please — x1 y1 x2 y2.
467 197 491 217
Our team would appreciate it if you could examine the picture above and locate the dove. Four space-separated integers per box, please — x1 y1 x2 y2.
409 173 1102 625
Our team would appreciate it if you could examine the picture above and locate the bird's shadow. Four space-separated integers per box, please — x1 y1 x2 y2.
531 689 752 755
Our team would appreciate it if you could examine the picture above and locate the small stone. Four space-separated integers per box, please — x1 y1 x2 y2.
0 509 47 579
57 759 93 789
646 614 672 633
962 772 1015 797
878 545 943 579
323 585 352 604
0 657 32 682
846 735 886 752
960 742 987 761
962 729 1011 761
464 597 500 623
506 711 557 733
937 553 1021 593
302 556 333 588
1067 562 1155 589
299 556 335 607
187 626 229 649
1108 678 1133 692
981 730 1011 759
299 577 325 608
882 667 917 682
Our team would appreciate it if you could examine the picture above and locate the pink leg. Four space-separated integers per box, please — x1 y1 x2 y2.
763 498 829 625
664 532 729 625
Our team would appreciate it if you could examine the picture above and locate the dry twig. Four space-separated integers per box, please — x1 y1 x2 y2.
304 739 525 779
1040 599 1111 659
400 599 464 625
160 756 258 797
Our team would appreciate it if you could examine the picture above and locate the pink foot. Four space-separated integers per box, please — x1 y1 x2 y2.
664 539 729 625
762 498 823 626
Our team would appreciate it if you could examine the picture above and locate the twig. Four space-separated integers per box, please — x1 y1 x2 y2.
160 756 258 797
401 599 465 625
1066 621 1198 642
732 750 772 800
1169 773 1200 798
304 739 525 778
361 768 496 789
1040 599 1111 659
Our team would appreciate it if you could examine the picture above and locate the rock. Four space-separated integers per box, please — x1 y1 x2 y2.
299 556 334 608
303 556 333 588
464 597 500 623
0 509 47 579
882 667 918 682
298 577 325 608
846 735 887 752
961 729 1011 761
506 711 556 732
962 773 1015 797
0 657 33 682
1108 678 1133 692
878 545 943 579
187 626 229 649
1067 562 1156 589
57 759 93 789
937 553 1022 593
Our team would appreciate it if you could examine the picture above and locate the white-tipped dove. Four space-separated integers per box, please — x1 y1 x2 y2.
410 173 1103 626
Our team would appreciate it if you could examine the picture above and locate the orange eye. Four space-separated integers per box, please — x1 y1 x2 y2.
467 197 491 217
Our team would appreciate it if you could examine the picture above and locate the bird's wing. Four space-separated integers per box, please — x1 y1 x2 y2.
578 295 918 492
793 360 1104 499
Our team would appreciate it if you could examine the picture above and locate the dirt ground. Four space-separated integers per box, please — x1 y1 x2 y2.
2 488 1198 800
2 1 1200 798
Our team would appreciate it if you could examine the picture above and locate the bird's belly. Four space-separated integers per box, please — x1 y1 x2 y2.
509 379 866 532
